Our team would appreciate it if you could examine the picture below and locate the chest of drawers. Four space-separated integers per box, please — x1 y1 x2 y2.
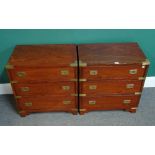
78 43 150 114
6 43 149 116
6 44 78 116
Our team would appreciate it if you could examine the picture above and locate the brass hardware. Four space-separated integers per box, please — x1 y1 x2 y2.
70 60 87 67
62 86 70 90
90 70 98 75
16 72 26 77
15 96 22 99
142 59 150 65
70 60 78 67
131 107 137 109
129 69 137 74
24 102 32 107
89 85 97 90
70 78 87 82
138 77 145 80
126 84 134 89
63 100 71 105
142 65 145 68
21 87 29 92
79 94 86 97
80 109 86 111
11 81 18 84
71 94 86 97
61 70 69 75
135 92 142 95
5 64 14 69
123 100 131 104
79 60 87 67
89 100 96 105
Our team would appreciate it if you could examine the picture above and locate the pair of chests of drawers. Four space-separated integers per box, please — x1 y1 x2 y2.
78 64 146 113
8 67 78 114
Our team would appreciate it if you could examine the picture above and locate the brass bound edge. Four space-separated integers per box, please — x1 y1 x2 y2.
135 92 142 95
80 109 86 112
138 77 145 80
70 78 87 82
5 64 14 69
142 59 150 65
70 60 87 67
71 94 86 97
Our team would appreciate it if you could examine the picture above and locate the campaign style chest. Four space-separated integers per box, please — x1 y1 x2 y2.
78 43 150 114
6 44 78 116
6 43 150 116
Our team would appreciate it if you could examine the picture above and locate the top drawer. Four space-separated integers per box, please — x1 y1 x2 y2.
81 65 146 80
8 67 76 82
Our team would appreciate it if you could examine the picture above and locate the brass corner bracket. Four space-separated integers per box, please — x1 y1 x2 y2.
142 59 150 65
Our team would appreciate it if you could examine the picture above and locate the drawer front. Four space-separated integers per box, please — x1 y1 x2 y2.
9 67 76 82
12 82 76 96
16 96 77 110
80 95 140 110
81 80 142 95
81 65 146 80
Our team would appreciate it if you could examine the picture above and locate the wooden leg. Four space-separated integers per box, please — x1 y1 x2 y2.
19 111 29 117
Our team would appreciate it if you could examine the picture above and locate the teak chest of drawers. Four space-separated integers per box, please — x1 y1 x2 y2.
6 43 150 116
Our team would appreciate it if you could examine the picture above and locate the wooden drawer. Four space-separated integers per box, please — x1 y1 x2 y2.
80 95 140 111
81 80 142 95
81 65 146 80
12 82 76 96
16 95 77 111
9 67 76 82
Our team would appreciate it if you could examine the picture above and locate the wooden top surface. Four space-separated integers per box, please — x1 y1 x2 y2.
8 44 77 67
78 43 147 65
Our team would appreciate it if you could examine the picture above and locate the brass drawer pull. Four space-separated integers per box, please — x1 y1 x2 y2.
123 100 131 104
16 72 26 77
89 85 97 90
62 86 70 90
61 70 69 75
90 70 98 75
24 102 32 106
126 84 134 89
89 100 96 105
129 69 137 74
21 87 29 92
63 100 71 105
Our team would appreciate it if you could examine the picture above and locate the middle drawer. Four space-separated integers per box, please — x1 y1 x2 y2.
80 80 142 95
12 82 76 96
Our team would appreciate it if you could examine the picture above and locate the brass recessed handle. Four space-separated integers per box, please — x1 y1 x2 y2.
21 87 29 92
61 70 69 75
89 100 96 105
16 72 26 77
129 69 137 74
24 102 32 106
89 85 97 90
123 100 131 104
62 86 70 90
126 84 134 89
90 70 98 75
63 100 71 105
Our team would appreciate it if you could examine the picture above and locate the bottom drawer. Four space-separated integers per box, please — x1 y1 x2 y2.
80 95 140 111
16 95 77 111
